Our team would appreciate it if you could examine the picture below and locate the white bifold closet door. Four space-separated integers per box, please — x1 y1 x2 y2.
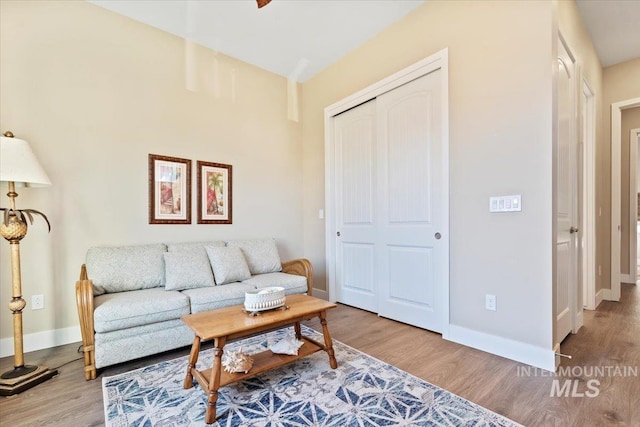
333 70 445 332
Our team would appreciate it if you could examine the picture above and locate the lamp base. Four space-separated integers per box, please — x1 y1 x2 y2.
0 365 58 396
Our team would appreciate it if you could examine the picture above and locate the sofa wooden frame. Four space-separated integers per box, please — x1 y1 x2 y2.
75 258 313 380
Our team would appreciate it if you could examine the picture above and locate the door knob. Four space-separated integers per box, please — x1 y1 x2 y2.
570 226 579 234
336 231 341 237
434 232 441 240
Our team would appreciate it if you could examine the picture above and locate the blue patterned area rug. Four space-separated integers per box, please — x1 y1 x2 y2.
103 326 521 426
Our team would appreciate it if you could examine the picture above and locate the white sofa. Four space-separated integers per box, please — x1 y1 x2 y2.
75 238 313 380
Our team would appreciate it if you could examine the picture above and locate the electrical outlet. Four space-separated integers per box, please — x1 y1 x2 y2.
32 294 44 310
485 294 497 311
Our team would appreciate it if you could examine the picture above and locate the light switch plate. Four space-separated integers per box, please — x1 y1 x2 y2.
490 195 522 213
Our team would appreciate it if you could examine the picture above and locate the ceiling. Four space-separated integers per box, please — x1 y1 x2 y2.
576 0 640 67
88 0 424 82
89 0 640 82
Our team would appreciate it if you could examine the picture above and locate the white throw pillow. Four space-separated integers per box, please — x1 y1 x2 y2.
226 238 282 275
205 246 251 285
163 252 215 291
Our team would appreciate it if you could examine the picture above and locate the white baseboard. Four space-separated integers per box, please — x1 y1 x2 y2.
0 326 81 358
312 288 329 301
574 309 584 332
621 274 633 284
595 288 606 308
445 324 556 371
601 287 613 302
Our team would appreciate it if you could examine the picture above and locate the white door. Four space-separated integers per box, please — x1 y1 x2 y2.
556 38 578 343
376 71 444 331
334 100 378 312
333 71 446 333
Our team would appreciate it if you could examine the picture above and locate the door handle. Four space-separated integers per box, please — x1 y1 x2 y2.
434 232 441 240
336 231 341 237
570 226 579 234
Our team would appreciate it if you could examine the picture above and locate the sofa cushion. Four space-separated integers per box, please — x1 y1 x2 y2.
226 238 282 275
93 288 190 333
242 272 308 295
181 282 256 313
163 252 215 291
86 244 167 295
205 246 251 285
94 319 193 369
166 241 225 254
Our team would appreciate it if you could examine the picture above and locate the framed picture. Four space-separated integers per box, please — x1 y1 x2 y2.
148 154 191 224
197 161 232 224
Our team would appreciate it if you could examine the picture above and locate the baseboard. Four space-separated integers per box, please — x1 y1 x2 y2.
0 326 81 358
601 288 613 302
445 325 556 371
595 288 606 308
312 288 329 301
621 274 633 284
574 309 584 332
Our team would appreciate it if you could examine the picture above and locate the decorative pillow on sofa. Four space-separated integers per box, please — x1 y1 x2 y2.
226 238 282 275
86 244 167 295
205 246 251 285
163 252 215 291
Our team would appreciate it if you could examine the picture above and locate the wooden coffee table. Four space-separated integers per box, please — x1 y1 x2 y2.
181 294 338 424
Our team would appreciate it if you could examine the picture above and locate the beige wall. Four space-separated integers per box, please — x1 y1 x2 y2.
620 107 640 276
0 1 303 345
302 0 555 353
603 58 640 280
596 58 640 290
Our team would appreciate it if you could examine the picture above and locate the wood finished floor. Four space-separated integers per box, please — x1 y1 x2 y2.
1 283 638 427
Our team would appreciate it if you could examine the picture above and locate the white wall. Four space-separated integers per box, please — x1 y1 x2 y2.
0 1 303 350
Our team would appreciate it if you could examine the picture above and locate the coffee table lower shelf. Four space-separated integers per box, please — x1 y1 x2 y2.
192 337 323 389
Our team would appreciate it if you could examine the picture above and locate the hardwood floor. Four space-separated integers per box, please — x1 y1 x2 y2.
1 283 638 426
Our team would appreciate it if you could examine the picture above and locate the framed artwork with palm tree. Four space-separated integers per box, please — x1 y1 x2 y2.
148 154 191 224
197 161 232 224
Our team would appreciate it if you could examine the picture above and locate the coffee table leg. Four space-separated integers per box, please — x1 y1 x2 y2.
319 311 338 369
205 336 227 424
184 336 201 389
294 322 302 340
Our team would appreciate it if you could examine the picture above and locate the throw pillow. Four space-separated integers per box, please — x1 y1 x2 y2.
86 244 167 295
163 252 215 291
226 238 282 275
205 246 251 285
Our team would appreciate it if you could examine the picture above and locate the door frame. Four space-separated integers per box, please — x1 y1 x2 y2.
324 48 450 334
610 98 640 301
581 78 597 310
629 128 640 285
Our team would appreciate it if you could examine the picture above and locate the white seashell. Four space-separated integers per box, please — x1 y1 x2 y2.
269 332 305 356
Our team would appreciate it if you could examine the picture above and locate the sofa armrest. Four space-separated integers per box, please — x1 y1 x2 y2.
281 258 313 296
76 264 96 380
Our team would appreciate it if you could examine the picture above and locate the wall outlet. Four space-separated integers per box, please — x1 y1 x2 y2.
32 294 44 310
485 294 497 311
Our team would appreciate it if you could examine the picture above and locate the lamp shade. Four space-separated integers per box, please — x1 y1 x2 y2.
0 136 51 187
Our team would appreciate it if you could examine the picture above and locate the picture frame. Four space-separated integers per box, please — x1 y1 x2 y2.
197 161 232 224
148 154 191 224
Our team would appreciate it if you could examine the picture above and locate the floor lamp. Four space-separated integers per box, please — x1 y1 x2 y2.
0 131 57 396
